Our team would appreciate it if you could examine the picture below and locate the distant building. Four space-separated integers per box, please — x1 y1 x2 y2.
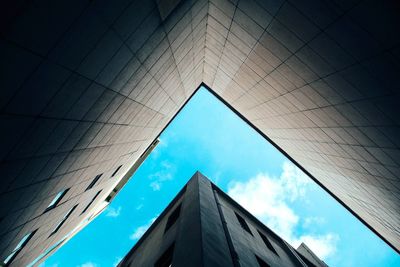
119 172 327 267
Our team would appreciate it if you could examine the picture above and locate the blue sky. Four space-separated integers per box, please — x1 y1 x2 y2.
40 87 400 267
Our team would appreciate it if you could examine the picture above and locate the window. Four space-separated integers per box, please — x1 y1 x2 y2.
28 219 90 267
164 204 181 233
257 230 279 256
155 243 174 267
27 238 65 267
49 204 77 236
235 212 253 235
81 190 102 215
111 165 122 177
255 255 270 267
44 188 69 212
3 230 36 266
85 174 102 191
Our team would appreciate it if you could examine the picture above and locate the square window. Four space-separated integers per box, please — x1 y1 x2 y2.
164 204 181 233
257 230 279 256
155 243 174 267
235 212 253 235
255 255 270 267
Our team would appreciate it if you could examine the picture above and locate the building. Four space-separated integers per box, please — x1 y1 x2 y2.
0 0 399 265
119 172 328 267
0 139 158 267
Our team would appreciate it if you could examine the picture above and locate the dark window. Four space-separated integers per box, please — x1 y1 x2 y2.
86 174 102 191
155 243 174 267
3 230 37 266
257 230 279 256
44 188 69 212
81 190 102 215
49 205 78 236
111 165 122 177
235 212 253 235
255 255 270 267
164 204 181 233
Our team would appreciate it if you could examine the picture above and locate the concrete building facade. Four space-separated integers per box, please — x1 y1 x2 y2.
0 0 399 265
119 172 328 267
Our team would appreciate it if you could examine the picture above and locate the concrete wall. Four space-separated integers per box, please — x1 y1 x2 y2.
0 0 204 264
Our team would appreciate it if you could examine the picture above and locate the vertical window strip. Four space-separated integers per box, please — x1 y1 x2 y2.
50 204 78 236
86 174 102 191
45 188 69 212
81 190 102 215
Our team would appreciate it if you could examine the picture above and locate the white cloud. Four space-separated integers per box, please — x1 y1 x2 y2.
148 160 175 191
228 172 298 240
105 206 122 217
280 162 310 201
295 234 339 259
77 263 97 267
227 161 339 260
151 138 169 159
130 217 157 240
303 216 326 228
136 204 144 210
150 181 161 191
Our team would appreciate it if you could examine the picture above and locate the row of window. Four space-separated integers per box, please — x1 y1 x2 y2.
149 204 182 266
235 211 279 256
158 204 277 267
2 165 123 266
126 190 282 267
234 211 279 267
2 190 102 266
152 202 279 267
46 188 102 237
2 230 37 266
45 164 122 214
28 217 91 267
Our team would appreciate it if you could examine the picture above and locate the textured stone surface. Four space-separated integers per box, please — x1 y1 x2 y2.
0 0 399 264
